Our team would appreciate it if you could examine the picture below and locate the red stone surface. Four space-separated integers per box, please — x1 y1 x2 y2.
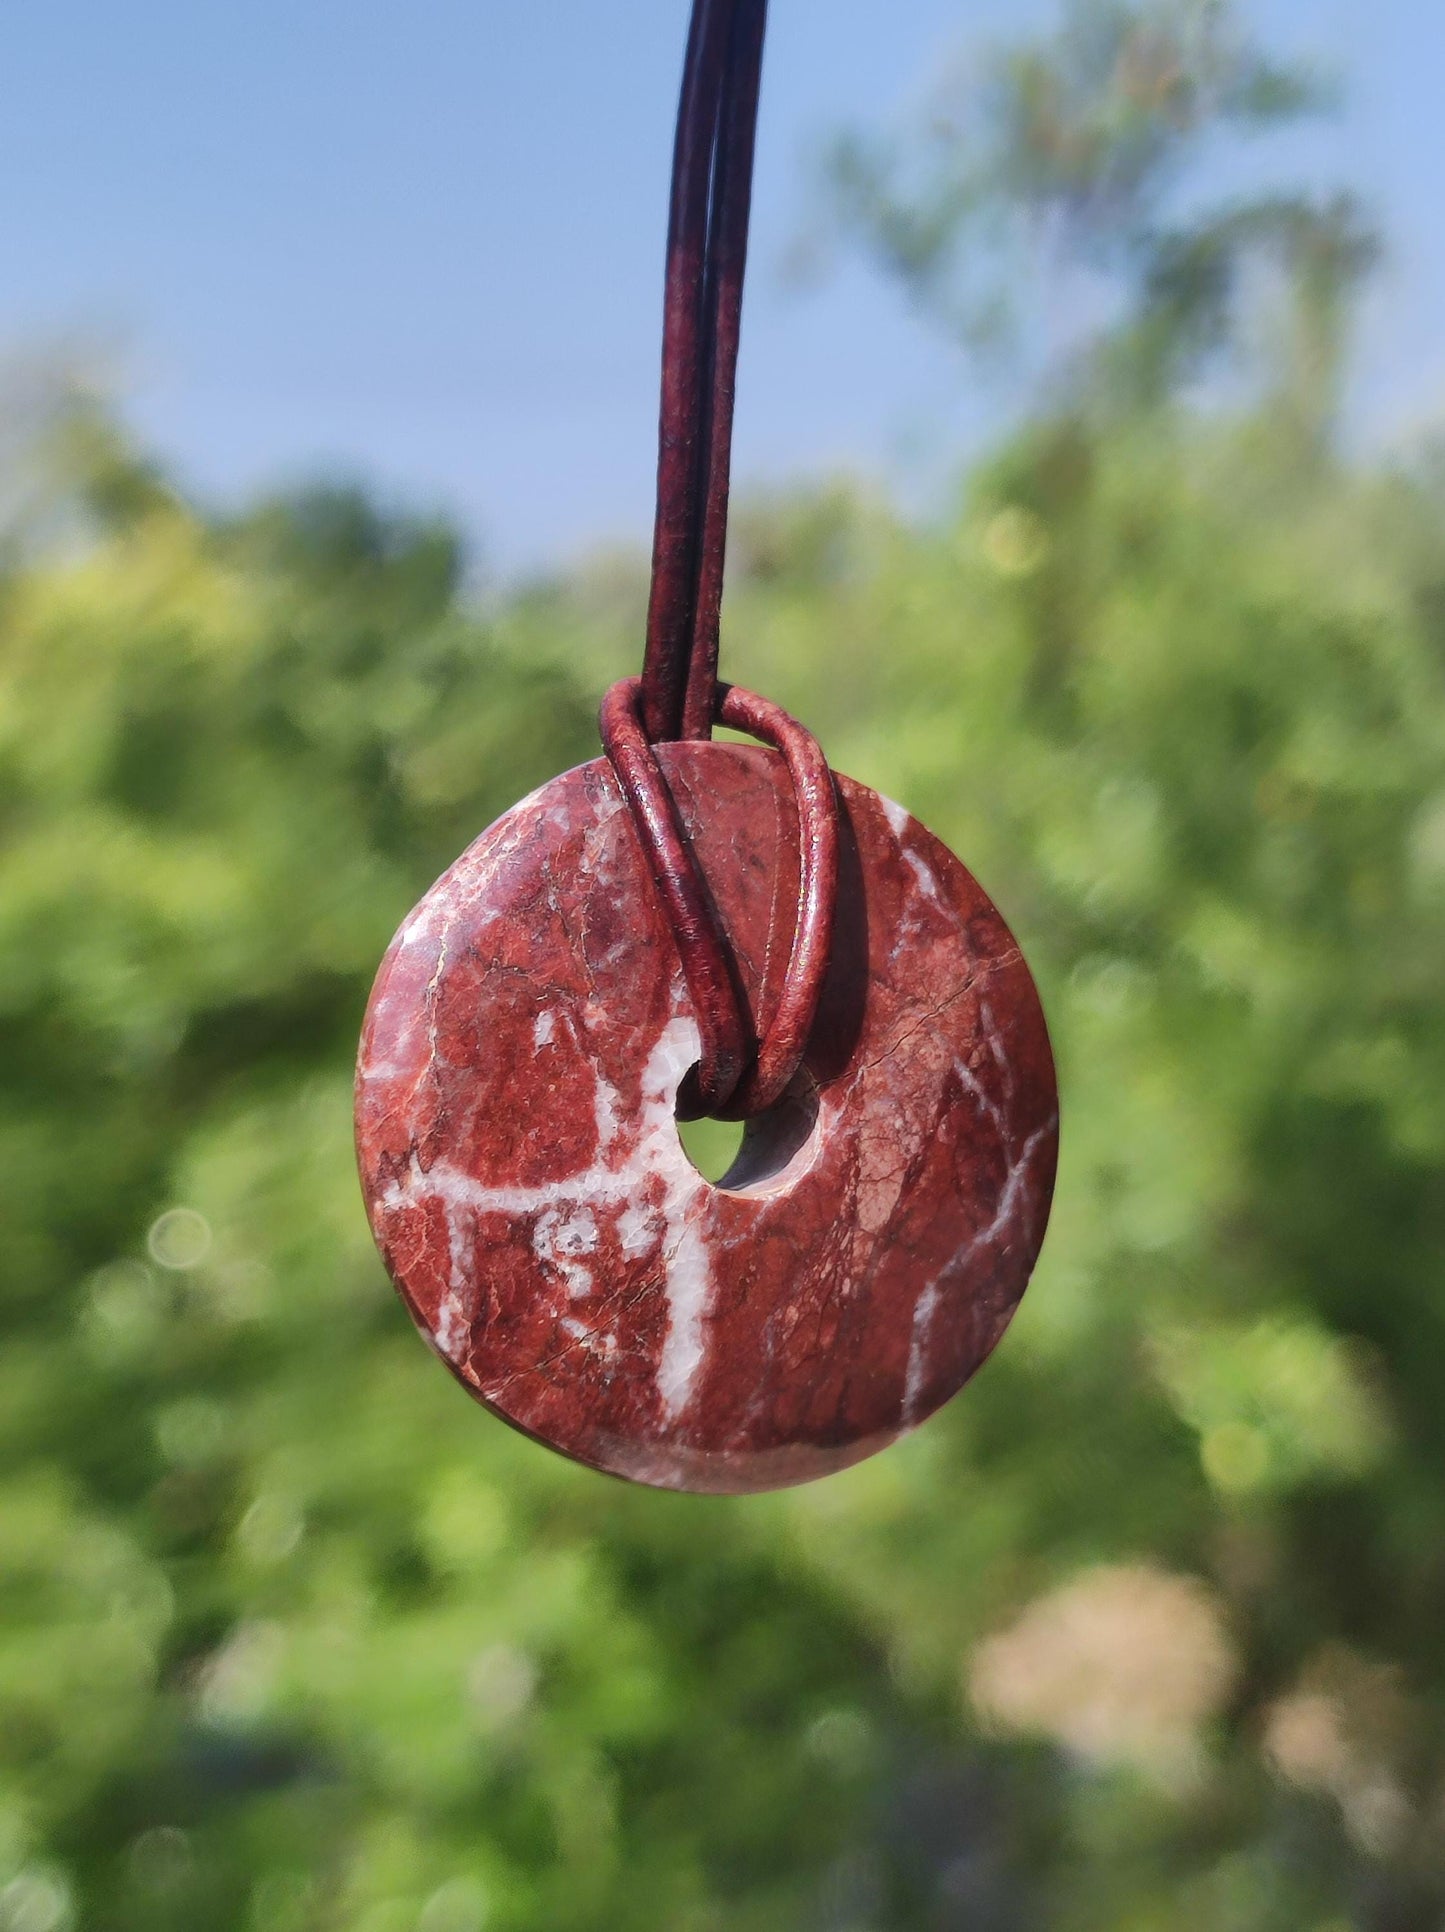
355 744 1058 1493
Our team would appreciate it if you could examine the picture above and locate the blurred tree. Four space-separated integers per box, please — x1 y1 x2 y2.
3 5 1445 1930
819 0 1377 432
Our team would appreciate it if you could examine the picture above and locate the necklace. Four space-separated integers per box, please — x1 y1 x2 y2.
356 0 1058 1492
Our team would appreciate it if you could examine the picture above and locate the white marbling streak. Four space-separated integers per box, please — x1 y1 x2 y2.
376 1016 714 1422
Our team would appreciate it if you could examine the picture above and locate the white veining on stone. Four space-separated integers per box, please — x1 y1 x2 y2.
508 779 550 819
435 1281 466 1360
435 1186 471 1365
903 845 943 906
880 794 911 839
593 1062 623 1155
900 1120 1050 1425
878 792 946 914
379 1012 715 1421
616 1199 658 1258
952 1056 1007 1142
903 1281 941 1421
533 1010 556 1049
978 997 1015 1098
532 1202 599 1299
638 1019 714 1420
423 912 459 1070
508 776 580 839
955 1123 1050 1273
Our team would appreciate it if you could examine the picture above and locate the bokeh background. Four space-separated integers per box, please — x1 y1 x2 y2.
4 3 1445 1928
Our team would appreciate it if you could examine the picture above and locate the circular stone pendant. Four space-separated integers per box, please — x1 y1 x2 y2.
356 745 1057 1493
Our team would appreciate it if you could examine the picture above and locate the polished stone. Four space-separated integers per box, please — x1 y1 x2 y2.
356 743 1057 1492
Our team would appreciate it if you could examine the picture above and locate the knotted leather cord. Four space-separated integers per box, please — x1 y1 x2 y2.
600 0 839 1121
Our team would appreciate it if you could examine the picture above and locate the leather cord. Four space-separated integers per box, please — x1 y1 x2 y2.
600 676 839 1120
639 0 765 745
600 0 839 1120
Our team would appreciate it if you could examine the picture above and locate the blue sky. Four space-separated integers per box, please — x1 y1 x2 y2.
3 1 1442 576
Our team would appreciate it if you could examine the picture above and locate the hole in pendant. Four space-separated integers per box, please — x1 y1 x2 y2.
677 1114 745 1184
675 1076 821 1194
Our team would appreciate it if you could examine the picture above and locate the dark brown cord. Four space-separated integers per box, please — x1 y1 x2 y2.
599 677 838 1120
599 676 748 1117
640 0 767 743
639 0 736 744
680 0 768 742
712 682 839 1115
602 0 839 1120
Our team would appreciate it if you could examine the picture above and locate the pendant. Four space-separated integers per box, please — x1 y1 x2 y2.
355 743 1057 1493
355 0 1058 1491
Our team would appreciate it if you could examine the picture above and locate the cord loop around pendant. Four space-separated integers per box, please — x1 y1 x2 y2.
599 676 838 1120
600 0 840 1122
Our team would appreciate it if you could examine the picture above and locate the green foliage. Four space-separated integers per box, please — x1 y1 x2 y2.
6 364 1445 1932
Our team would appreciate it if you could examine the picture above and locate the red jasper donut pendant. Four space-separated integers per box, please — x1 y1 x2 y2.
355 744 1058 1493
